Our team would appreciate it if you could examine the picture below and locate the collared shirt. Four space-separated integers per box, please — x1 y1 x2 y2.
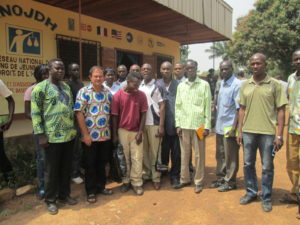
175 77 211 130
139 79 164 126
176 76 186 83
287 72 299 100
238 75 288 135
215 75 241 135
31 79 76 143
103 81 121 95
74 83 112 142
0 80 12 98
288 79 300 135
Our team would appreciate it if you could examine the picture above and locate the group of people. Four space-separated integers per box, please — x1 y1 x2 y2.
0 49 299 217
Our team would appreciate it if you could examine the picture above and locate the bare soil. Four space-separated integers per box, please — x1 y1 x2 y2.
0 131 299 225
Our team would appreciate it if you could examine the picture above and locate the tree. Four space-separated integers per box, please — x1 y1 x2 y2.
229 0 300 78
205 41 230 60
180 45 190 61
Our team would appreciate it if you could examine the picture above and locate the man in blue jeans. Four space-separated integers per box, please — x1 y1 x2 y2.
237 53 288 212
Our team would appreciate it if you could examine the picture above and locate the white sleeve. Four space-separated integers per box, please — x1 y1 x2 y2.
0 80 12 98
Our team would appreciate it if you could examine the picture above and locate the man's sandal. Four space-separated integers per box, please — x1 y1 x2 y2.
87 194 97 203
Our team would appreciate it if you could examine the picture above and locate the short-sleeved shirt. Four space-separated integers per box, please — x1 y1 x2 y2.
287 72 299 100
139 79 164 126
238 75 288 135
111 89 148 132
74 83 112 142
288 78 300 135
31 79 76 143
0 80 12 98
103 81 121 95
24 84 36 101
215 75 241 135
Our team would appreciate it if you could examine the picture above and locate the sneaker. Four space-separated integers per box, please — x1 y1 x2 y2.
47 203 58 215
239 195 257 205
132 186 144 196
37 189 45 200
209 178 224 188
261 201 272 212
218 182 237 192
120 183 131 193
72 177 83 184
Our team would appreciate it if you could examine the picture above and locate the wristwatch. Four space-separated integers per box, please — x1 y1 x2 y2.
277 136 283 140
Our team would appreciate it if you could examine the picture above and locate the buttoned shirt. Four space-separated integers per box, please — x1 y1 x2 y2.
31 79 76 143
287 72 298 100
74 83 112 142
238 75 288 135
103 81 121 95
139 79 164 126
288 78 300 135
175 77 211 130
215 75 241 135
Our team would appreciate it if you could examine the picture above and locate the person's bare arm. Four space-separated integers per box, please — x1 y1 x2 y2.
76 111 92 146
274 105 285 150
136 112 146 145
24 101 31 120
158 101 165 137
227 109 239 137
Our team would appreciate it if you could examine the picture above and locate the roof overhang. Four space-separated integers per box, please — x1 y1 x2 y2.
35 0 232 45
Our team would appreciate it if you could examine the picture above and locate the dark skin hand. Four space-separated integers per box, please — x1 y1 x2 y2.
38 133 49 148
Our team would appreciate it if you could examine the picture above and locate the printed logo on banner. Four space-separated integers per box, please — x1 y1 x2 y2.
7 24 42 56
156 41 165 47
96 26 108 37
68 18 75 31
111 29 122 40
126 32 133 43
148 38 154 48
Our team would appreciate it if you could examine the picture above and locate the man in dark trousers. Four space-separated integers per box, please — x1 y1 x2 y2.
31 58 77 215
67 63 84 184
156 61 181 187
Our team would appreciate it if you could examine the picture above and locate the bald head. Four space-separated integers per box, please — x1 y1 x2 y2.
250 53 266 63
129 64 141 73
160 61 173 81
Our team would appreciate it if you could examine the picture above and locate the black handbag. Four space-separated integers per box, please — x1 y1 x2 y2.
112 143 127 179
155 138 169 172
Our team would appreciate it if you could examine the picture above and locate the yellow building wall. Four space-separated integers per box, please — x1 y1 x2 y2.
0 0 180 114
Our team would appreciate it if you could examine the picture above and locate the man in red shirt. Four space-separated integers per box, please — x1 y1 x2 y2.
112 72 148 195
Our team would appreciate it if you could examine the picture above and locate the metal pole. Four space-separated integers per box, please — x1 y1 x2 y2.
78 0 83 81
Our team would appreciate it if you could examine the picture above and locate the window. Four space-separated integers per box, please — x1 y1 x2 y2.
116 50 142 70
56 34 101 80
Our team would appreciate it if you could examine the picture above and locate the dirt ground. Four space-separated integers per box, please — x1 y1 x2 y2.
0 130 299 225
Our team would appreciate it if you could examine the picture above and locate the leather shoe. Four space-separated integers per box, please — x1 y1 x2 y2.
174 182 191 189
153 182 161 190
261 201 272 212
132 186 144 196
194 185 203 194
99 188 113 195
239 195 257 205
218 182 237 192
47 203 58 215
209 178 224 188
59 196 77 205
120 183 131 193
171 178 180 187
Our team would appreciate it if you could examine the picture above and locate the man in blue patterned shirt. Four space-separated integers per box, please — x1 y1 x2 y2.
74 66 113 204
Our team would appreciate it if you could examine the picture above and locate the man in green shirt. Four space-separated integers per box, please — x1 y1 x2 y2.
237 53 287 212
282 49 300 206
174 59 211 194
31 58 77 215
